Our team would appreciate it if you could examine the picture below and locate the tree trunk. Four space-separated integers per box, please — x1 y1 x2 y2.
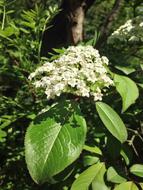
41 0 95 56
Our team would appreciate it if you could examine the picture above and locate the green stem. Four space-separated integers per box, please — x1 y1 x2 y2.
128 135 135 146
2 5 6 30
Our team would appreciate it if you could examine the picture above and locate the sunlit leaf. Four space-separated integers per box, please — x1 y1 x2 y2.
114 181 138 190
0 129 7 142
114 74 139 112
83 155 99 167
92 163 108 190
138 83 143 88
71 163 107 190
107 167 127 183
84 145 102 155
0 27 16 37
25 100 87 184
115 66 135 75
96 102 128 143
139 183 143 189
130 164 143 178
120 144 133 165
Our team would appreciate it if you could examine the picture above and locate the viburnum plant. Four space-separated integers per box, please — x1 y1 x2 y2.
107 16 143 77
29 45 113 101
108 16 143 44
25 45 142 189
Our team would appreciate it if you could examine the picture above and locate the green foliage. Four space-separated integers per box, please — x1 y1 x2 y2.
25 100 87 184
114 182 139 190
0 1 58 189
96 102 128 143
71 163 107 190
114 74 139 112
130 164 143 178
107 167 127 184
91 163 108 190
83 145 102 155
1 0 143 189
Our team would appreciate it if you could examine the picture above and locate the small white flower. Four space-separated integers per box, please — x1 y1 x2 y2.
101 56 109 65
29 45 113 101
68 79 77 87
129 36 139 42
33 81 42 88
139 22 143 27
28 72 36 80
108 16 143 44
80 88 90 97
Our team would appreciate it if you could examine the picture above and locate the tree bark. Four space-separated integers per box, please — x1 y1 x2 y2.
41 0 95 56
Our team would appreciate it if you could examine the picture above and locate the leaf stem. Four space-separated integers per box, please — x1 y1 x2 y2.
2 5 6 30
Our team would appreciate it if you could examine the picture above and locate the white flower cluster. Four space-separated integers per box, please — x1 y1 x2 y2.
29 45 113 101
108 16 143 44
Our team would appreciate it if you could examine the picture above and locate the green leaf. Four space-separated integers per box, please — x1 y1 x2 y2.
96 102 128 143
53 48 65 54
138 83 143 88
120 144 133 165
0 27 16 37
130 164 143 178
71 163 107 190
114 182 139 190
25 100 87 184
21 21 35 29
83 145 102 155
92 163 108 190
115 66 135 75
0 120 12 128
114 74 139 112
0 129 7 142
107 167 127 183
83 155 99 167
140 64 143 70
139 183 143 189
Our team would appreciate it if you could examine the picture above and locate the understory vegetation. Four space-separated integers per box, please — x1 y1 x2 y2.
0 0 143 189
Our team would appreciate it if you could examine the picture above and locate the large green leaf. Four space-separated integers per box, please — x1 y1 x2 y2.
107 166 127 183
114 182 138 190
25 100 87 184
71 163 108 190
114 74 139 112
96 102 127 143
130 164 143 178
92 163 108 190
